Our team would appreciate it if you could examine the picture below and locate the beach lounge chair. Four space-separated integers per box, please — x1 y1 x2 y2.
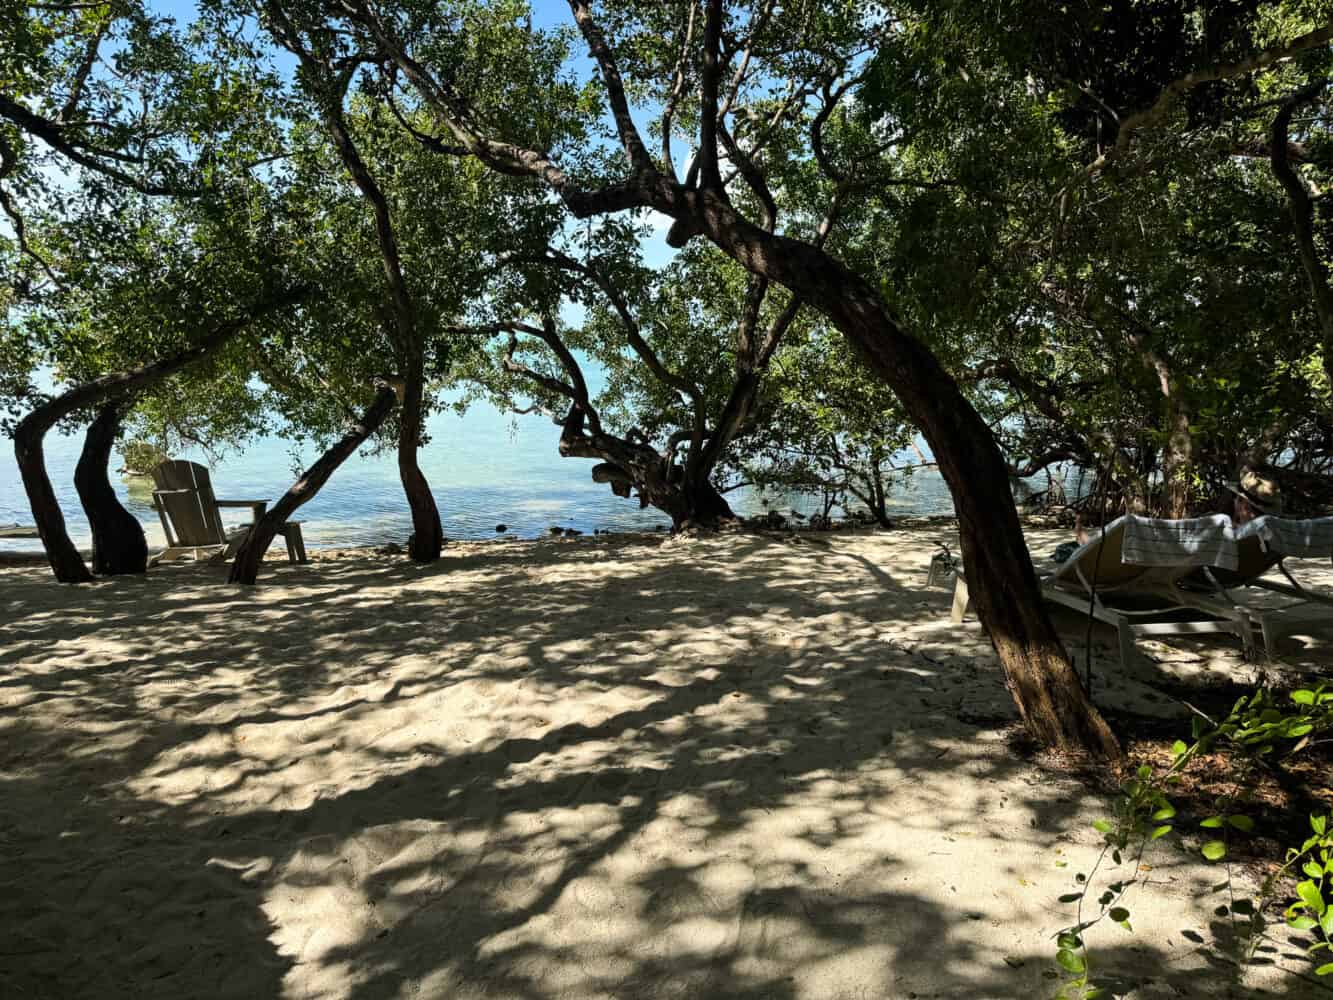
948 516 1255 669
1171 516 1333 658
148 460 306 567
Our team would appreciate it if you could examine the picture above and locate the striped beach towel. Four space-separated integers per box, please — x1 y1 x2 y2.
1243 515 1333 559
1122 514 1239 570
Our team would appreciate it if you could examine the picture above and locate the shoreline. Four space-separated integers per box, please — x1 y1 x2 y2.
1 512 1082 568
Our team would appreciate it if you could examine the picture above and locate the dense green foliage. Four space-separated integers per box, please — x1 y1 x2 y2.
7 1 1332 525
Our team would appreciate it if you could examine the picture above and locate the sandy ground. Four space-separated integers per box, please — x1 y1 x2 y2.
2 526 1332 1000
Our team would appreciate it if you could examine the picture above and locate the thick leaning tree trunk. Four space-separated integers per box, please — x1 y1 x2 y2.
675 476 734 527
398 363 443 563
13 418 92 583
662 186 1120 757
828 288 1119 757
9 287 306 583
230 385 398 584
74 403 147 575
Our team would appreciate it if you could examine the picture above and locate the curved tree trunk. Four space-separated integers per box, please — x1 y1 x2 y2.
397 364 443 563
74 402 147 575
829 292 1119 756
230 385 397 585
13 420 92 583
660 186 1120 758
1271 86 1333 396
9 286 307 583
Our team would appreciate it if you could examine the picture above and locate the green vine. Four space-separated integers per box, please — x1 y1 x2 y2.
1053 683 1333 997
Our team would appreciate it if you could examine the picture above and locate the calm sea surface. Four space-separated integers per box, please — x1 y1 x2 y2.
1 401 964 552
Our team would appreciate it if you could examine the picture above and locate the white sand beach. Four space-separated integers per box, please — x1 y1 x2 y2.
2 527 1331 999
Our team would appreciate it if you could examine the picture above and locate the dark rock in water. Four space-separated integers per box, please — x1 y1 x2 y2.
809 514 832 531
565 528 583 537
495 524 507 533
549 526 565 536
765 510 787 528
655 524 667 532
379 542 403 555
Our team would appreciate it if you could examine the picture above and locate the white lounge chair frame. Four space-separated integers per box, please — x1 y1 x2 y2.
949 518 1255 669
1171 532 1333 658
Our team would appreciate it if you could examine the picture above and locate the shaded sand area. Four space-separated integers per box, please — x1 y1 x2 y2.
2 527 1331 999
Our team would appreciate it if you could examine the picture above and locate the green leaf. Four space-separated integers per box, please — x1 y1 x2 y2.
1152 805 1176 821
1298 881 1327 916
1092 819 1113 834
1316 963 1333 976
1303 862 1324 879
1173 739 1190 755
1202 840 1227 861
1151 824 1173 840
1108 906 1130 922
1056 932 1082 950
1228 815 1255 833
1200 816 1225 829
1313 815 1328 836
1056 948 1085 974
1137 764 1152 780
1322 907 1333 936
1288 915 1318 930
1058 892 1083 904
1292 689 1316 705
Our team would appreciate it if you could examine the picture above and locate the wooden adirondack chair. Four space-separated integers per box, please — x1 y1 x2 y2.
148 460 306 566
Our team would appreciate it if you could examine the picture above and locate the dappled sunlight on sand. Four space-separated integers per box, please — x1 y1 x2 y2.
2 528 1330 998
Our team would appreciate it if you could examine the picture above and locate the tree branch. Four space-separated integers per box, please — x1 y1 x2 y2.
0 92 200 197
1090 21 1333 175
659 1 698 179
565 0 653 173
1271 80 1333 393
697 0 725 192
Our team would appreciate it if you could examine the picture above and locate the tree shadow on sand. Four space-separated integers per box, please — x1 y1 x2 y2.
1 533 1329 998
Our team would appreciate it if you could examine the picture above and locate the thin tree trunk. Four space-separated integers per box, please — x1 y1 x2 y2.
230 385 397 584
1271 85 1333 394
664 188 1120 757
397 363 443 562
1162 400 1193 519
9 286 307 582
74 402 147 575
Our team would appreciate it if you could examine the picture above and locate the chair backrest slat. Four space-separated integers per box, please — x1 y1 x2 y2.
151 461 225 545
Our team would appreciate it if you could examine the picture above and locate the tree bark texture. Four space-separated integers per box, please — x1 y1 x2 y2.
397 364 443 562
230 385 397 584
74 402 147 575
13 420 91 583
9 286 307 582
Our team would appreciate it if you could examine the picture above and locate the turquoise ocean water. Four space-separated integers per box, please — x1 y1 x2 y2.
1 401 960 552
